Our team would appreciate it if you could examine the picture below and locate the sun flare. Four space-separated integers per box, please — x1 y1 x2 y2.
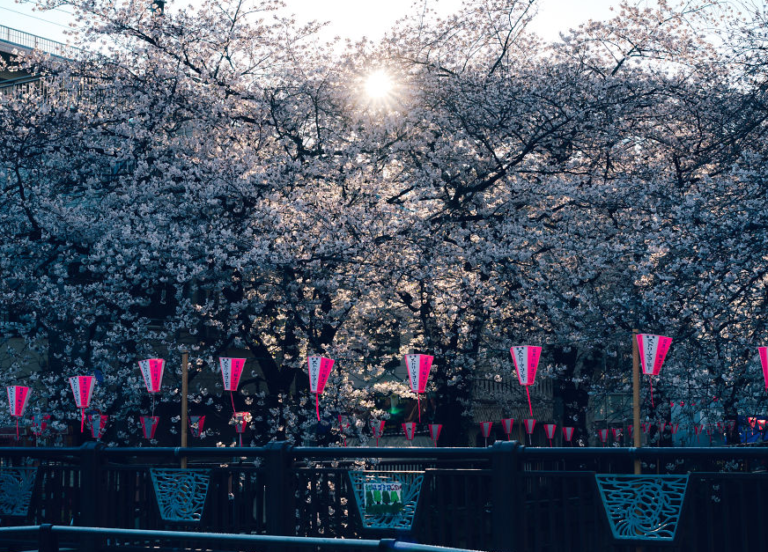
364 70 393 99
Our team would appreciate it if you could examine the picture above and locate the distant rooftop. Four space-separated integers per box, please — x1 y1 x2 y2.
0 24 74 58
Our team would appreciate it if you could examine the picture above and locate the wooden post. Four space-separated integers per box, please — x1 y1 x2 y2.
632 329 641 475
181 351 188 469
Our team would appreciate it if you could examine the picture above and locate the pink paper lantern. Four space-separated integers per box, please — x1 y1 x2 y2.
694 424 703 442
337 415 350 447
636 334 673 407
405 354 433 423
307 356 334 421
69 376 96 433
138 359 164 393
7 386 30 440
611 427 622 442
502 418 515 440
670 423 679 435
523 418 536 445
480 421 493 446
371 419 385 447
428 423 442 447
402 422 416 441
544 423 556 447
141 415 159 440
88 413 108 440
562 426 575 444
31 414 50 437
627 425 633 439
189 415 206 438
598 428 609 447
759 347 768 388
232 411 251 447
510 346 541 417
221 357 246 412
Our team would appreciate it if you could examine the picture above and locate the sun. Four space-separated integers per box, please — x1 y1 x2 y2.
364 70 393 99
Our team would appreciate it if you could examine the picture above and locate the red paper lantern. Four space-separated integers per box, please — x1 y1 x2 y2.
627 425 633 439
636 334 673 407
501 418 514 440
69 376 96 433
189 415 206 438
428 423 442 447
307 356 334 421
544 423 556 447
371 419 385 447
141 415 159 440
232 411 251 447
88 413 108 440
611 427 622 442
670 423 679 434
138 359 164 393
402 422 416 441
562 426 575 444
7 386 30 440
598 428 609 447
405 354 433 423
510 346 541 417
337 415 350 447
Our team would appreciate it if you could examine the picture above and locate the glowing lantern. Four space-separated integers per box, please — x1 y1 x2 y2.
232 411 250 447
189 415 205 438
220 357 246 413
69 376 96 433
523 418 536 445
544 423 556 447
7 386 30 440
636 334 673 407
759 420 767 432
140 416 159 440
138 359 164 394
510 346 541 417
501 418 515 441
371 419 385 447
31 414 50 437
307 356 334 421
598 428 609 447
402 422 416 441
428 423 442 447
88 413 108 440
562 426 575 444
405 354 433 423
748 416 757 428
480 421 493 447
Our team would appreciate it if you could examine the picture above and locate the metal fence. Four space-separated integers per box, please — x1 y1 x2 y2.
1 442 768 552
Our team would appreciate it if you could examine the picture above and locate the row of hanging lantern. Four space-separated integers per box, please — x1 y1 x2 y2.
8 336 768 446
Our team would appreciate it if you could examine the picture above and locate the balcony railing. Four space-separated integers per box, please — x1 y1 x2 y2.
0 25 73 58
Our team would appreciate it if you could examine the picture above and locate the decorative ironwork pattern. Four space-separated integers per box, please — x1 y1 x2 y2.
349 471 424 531
150 469 210 523
595 474 689 542
0 467 37 517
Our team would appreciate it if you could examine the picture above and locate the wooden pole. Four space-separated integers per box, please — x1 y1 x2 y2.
632 329 641 475
180 351 189 469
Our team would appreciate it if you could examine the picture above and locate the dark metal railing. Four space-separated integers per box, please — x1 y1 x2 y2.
1 442 768 552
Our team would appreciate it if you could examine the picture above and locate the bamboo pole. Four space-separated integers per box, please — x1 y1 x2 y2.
632 329 641 475
180 351 189 469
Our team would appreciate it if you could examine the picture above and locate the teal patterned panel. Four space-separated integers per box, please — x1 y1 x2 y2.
150 469 210 523
0 467 37 517
349 471 424 531
595 474 689 542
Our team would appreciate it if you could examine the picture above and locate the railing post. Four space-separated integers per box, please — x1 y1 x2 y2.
492 440 520 552
263 441 294 536
38 524 58 552
79 441 105 527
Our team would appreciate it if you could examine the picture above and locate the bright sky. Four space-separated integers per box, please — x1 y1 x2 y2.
0 0 619 45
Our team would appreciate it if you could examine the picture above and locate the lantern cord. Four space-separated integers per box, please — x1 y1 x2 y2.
230 391 236 413
15 419 18 441
548 439 552 448
80 409 85 433
649 378 654 407
528 433 532 446
151 395 155 418
315 393 320 421
526 387 533 417
239 434 242 448
417 395 421 423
